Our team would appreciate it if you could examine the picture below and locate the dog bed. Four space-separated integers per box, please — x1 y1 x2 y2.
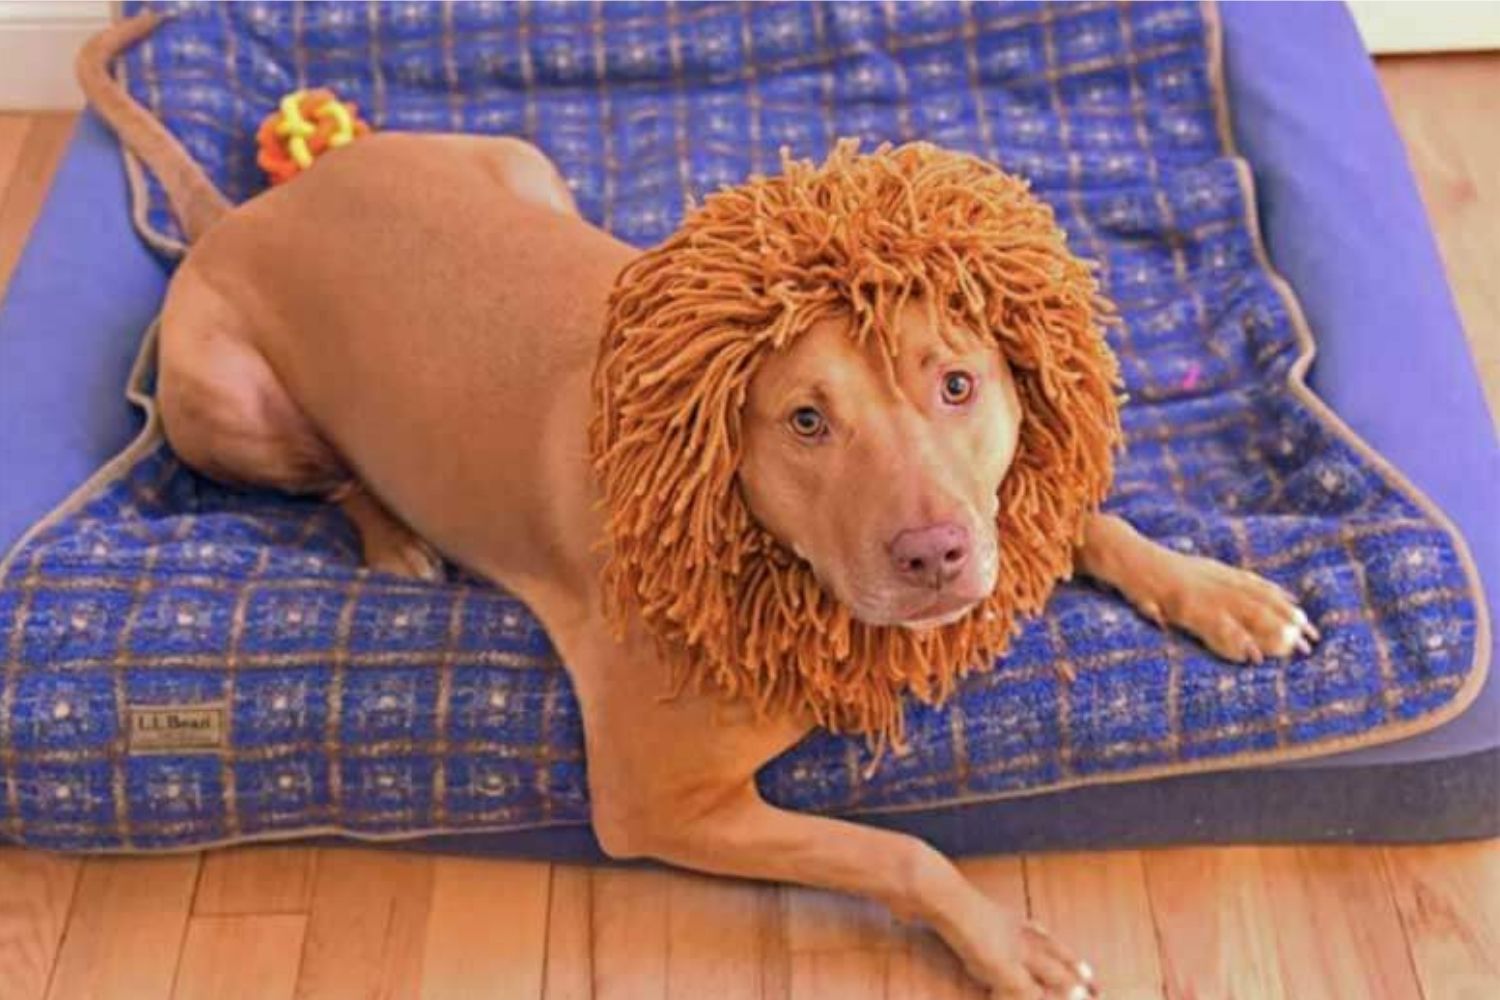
1 1 1494 854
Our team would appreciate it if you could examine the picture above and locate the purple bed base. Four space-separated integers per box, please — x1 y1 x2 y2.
1 1 1494 853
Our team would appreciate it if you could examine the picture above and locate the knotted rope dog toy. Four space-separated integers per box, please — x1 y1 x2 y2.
256 88 371 186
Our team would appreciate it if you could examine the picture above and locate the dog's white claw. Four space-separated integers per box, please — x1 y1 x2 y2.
1068 985 1090 1000
1077 961 1094 983
1293 607 1309 626
1280 622 1301 653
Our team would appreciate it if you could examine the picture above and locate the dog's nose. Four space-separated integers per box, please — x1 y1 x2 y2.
889 523 970 585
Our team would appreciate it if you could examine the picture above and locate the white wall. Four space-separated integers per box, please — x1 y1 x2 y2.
0 1 110 110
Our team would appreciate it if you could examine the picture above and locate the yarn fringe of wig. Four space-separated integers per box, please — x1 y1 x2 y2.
590 139 1123 753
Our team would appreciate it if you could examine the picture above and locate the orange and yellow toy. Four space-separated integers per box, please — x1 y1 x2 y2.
255 88 371 186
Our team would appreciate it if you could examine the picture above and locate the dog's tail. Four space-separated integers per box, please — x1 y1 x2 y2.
77 12 230 244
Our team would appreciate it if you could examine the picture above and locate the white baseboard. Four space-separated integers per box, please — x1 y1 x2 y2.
1348 0 1500 55
0 1 110 110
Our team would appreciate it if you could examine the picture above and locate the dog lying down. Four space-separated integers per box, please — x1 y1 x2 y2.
83 14 1316 999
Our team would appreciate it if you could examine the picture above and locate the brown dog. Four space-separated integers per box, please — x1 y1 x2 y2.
81 15 1316 998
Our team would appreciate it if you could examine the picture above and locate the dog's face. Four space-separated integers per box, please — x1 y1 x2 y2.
740 301 1022 629
593 142 1121 741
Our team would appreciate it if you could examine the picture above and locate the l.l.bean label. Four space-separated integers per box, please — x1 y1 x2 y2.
127 704 226 752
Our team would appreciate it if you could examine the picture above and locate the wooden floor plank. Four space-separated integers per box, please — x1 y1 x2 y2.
1025 851 1164 1000
0 849 82 1000
171 914 306 1000
885 927 977 1000
1384 842 1500 1000
292 848 434 1000
757 883 791 1000
1141 846 1287 1000
961 855 1029 918
782 885 891 954
782 882 891 1000
590 866 670 1000
194 847 318 916
1256 846 1424 1000
788 949 886 1000
663 873 780 1000
0 116 35 199
417 857 551 1000
43 855 201 1000
1377 53 1500 427
0 113 74 294
542 865 593 1000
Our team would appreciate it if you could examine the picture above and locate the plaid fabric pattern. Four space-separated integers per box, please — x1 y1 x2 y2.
0 0 1482 851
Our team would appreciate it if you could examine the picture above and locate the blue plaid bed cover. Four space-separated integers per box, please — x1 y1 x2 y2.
0 0 1483 851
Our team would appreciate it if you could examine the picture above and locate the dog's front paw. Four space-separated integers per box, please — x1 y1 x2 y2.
1144 555 1318 664
960 908 1097 1000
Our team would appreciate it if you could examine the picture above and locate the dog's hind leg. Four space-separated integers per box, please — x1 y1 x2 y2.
157 263 347 496
330 483 444 581
157 263 438 580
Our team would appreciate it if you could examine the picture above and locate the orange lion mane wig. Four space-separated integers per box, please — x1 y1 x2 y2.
590 140 1122 750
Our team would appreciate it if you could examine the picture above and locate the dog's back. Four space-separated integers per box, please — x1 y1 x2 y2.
81 13 637 615
192 133 636 595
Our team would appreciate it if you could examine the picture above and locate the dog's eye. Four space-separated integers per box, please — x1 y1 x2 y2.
941 371 976 405
788 406 827 438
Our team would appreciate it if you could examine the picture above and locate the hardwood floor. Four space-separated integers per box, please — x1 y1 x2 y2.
1379 52 1500 434
0 51 1497 1000
2 844 1495 1000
